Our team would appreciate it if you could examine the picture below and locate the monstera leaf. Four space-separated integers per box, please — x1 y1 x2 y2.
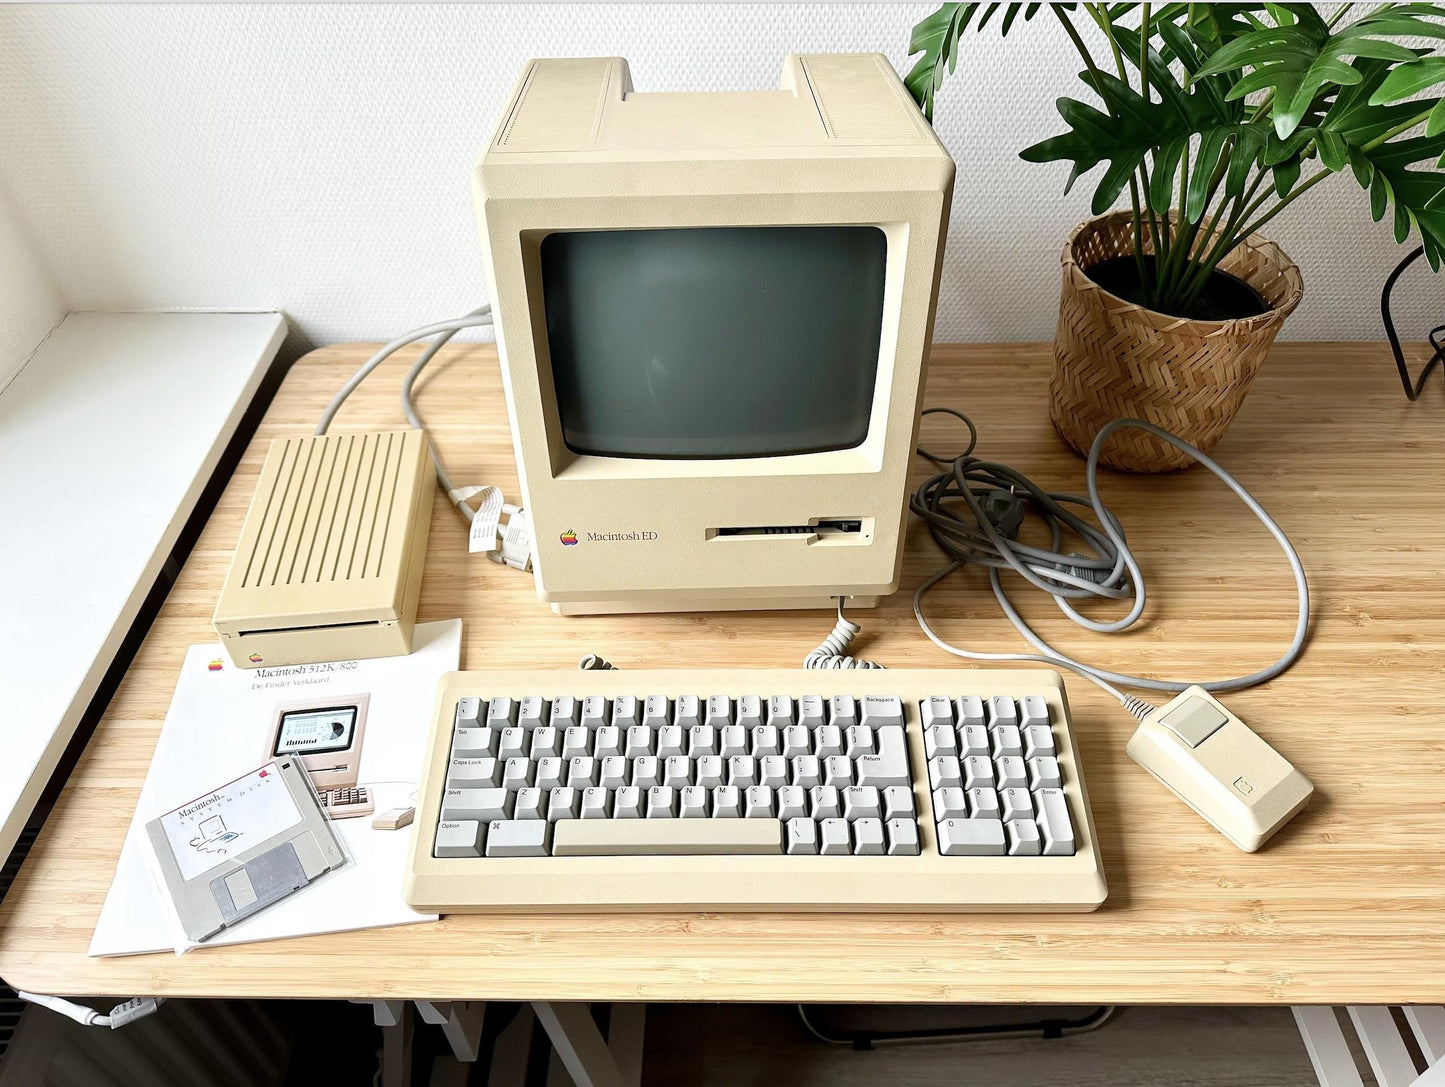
904 3 1055 120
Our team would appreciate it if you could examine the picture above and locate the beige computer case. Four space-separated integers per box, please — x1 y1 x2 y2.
476 54 955 615
213 430 433 667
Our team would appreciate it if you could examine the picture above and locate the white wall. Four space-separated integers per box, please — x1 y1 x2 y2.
0 190 64 386
0 3 1438 348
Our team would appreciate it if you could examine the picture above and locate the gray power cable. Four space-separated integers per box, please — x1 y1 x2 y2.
904 414 1311 716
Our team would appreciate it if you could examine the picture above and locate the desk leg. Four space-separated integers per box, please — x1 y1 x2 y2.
414 1001 487 1062
532 1002 645 1087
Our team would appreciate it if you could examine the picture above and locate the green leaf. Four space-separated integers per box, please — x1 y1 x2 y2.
1354 130 1445 267
1370 56 1445 104
1274 154 1303 196
1430 98 1445 137
1317 128 1349 172
1151 137 1187 207
1187 127 1235 220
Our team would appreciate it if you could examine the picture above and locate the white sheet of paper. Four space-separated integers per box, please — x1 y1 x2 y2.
89 620 461 956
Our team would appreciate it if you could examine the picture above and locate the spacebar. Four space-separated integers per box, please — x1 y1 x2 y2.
551 820 783 856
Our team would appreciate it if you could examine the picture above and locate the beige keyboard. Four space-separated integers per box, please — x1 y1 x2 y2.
403 669 1107 913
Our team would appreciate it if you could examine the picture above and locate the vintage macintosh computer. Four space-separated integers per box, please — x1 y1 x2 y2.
214 54 1312 914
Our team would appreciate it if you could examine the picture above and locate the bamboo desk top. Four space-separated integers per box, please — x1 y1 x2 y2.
2 341 1442 1006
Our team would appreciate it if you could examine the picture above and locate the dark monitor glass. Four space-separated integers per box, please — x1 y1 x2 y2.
539 226 887 459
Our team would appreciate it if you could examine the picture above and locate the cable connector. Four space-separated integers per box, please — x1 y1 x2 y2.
15 991 164 1029
1120 695 1155 722
579 654 616 670
499 509 532 571
106 997 164 1028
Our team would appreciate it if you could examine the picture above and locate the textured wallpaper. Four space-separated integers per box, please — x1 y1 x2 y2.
0 3 1439 351
0 191 63 383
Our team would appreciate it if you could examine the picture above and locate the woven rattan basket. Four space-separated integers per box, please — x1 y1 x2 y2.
1050 210 1304 472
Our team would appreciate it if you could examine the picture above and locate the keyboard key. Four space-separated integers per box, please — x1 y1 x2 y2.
502 757 537 792
745 785 775 818
1001 787 1034 822
486 819 549 858
968 787 1001 819
452 728 495 757
855 726 909 787
797 696 825 727
959 724 990 757
819 818 851 856
486 697 518 729
1020 696 1050 727
449 757 500 788
550 696 580 729
823 755 853 787
962 755 994 790
695 755 725 788
828 695 858 729
599 755 628 789
662 755 691 789
626 725 653 759
613 785 643 819
675 695 703 728
991 725 1023 758
883 785 915 820
1007 818 1042 856
921 696 954 729
719 725 748 758
809 784 841 820
955 696 986 726
454 698 482 728
551 818 781 856
937 817 1006 856
632 756 661 789
612 695 641 729
679 785 709 818
932 787 967 819
791 755 822 788
887 818 920 856
928 756 961 790
711 785 742 818
518 697 548 731
1023 725 1056 759
689 724 718 757
729 755 758 787
705 695 732 727
562 726 591 761
852 817 886 856
751 725 781 757
547 787 579 821
1034 788 1076 856
534 757 564 792
767 695 795 728
860 696 904 728
737 695 764 727
580 787 611 819
759 755 788 789
1028 756 1061 790
568 756 598 788
529 726 560 759
593 725 622 760
988 696 1018 726
647 785 677 817
513 787 544 820
443 787 511 822
924 724 957 759
657 725 685 758
782 725 811 758
846 724 876 757
786 817 818 855
844 785 882 821
643 695 672 728
580 696 609 729
435 820 484 858
996 756 1027 789
814 725 844 758
776 785 807 820
498 727 527 761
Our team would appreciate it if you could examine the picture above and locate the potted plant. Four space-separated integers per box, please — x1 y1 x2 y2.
907 2 1445 470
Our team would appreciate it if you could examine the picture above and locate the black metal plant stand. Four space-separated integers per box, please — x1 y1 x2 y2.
1381 245 1445 401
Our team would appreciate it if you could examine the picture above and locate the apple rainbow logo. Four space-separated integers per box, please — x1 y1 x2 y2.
560 530 579 546
207 659 224 672
248 652 264 664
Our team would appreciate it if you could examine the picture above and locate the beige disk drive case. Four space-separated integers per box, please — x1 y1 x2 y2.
214 429 433 668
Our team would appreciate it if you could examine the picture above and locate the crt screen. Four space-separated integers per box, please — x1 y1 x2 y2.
273 706 357 756
539 226 887 459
